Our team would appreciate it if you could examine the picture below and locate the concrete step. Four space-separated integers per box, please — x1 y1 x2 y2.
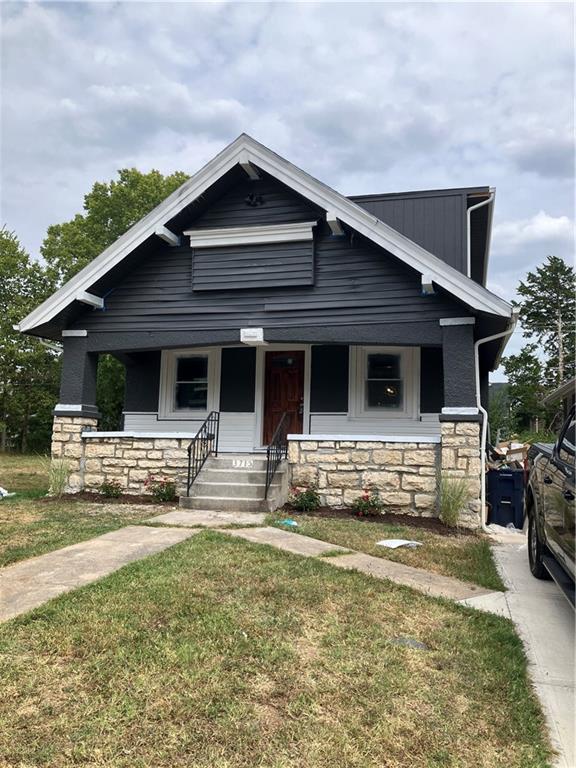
180 495 276 513
189 481 280 500
204 454 269 471
199 468 277 484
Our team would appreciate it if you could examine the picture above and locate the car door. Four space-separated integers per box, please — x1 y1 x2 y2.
544 409 575 578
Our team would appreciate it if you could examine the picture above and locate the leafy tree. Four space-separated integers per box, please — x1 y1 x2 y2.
501 345 552 433
41 168 189 429
0 228 60 452
514 255 576 387
42 168 189 285
488 384 511 441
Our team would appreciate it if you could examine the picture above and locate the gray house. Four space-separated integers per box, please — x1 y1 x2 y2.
19 135 513 525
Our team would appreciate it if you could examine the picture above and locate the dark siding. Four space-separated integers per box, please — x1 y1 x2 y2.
220 348 256 412
73 176 467 336
124 352 161 412
310 345 349 412
351 191 467 274
191 173 322 228
420 347 444 412
192 240 314 291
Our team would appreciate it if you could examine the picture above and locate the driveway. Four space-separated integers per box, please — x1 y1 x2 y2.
491 538 574 768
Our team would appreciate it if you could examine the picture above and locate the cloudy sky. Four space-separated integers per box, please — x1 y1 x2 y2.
1 1 574 377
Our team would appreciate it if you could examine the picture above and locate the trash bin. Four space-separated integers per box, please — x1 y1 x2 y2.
487 468 525 528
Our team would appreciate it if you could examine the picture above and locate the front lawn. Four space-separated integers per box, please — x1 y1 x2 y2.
0 531 549 767
0 452 48 496
268 513 505 591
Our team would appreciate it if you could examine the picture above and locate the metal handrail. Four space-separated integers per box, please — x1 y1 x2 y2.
186 411 220 495
265 411 289 499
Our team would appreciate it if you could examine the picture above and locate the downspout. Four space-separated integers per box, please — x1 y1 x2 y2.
474 309 519 531
467 191 494 278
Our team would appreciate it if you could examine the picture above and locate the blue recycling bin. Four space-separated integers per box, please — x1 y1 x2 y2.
487 468 525 528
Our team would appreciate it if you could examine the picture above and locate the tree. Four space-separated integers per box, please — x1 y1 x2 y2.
42 168 189 285
41 168 189 429
0 228 60 452
501 345 552 433
514 255 576 387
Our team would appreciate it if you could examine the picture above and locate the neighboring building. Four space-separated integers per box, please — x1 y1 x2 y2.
18 135 513 525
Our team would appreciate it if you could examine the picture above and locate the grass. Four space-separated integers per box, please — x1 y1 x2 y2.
268 514 505 591
0 453 167 566
0 531 550 768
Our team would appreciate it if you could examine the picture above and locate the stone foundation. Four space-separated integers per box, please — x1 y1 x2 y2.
439 420 482 527
287 439 440 516
50 416 190 495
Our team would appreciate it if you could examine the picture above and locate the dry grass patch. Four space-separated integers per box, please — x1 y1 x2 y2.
268 514 505 591
0 532 549 767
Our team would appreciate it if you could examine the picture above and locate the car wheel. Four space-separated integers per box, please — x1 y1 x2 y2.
528 508 550 580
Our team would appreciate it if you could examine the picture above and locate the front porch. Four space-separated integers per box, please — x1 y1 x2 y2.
51 323 484 525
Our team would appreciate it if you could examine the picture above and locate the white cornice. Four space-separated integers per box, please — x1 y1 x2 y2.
184 221 317 248
18 134 512 334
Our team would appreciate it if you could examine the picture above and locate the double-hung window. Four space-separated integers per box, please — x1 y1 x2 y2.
353 346 417 418
174 356 208 411
159 349 216 418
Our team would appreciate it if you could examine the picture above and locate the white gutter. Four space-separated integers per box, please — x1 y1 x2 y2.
474 309 519 531
467 191 494 278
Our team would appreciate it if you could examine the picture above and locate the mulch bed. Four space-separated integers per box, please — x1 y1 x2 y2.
280 505 478 537
40 492 177 506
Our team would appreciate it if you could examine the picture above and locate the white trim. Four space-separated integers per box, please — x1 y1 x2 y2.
421 274 435 295
184 221 316 248
75 291 104 309
62 330 88 337
240 328 267 345
55 403 83 411
82 431 199 439
326 211 344 236
155 225 180 247
439 317 476 326
288 433 440 444
441 407 479 415
254 344 310 448
351 346 419 419
239 150 260 179
18 134 512 334
158 347 220 419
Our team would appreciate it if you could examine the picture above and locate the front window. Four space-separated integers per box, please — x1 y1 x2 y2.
174 355 208 410
365 352 403 410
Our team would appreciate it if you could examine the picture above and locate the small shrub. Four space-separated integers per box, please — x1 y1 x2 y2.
351 488 383 517
289 485 321 512
39 456 70 498
144 474 177 502
99 479 123 499
437 473 471 527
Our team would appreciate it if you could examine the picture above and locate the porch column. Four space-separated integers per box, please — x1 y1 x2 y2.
51 335 100 493
439 319 482 528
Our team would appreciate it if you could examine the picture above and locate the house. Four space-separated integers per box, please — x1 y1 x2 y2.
19 135 513 525
543 377 576 424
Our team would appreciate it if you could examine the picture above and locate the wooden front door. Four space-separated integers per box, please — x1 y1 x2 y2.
263 351 305 444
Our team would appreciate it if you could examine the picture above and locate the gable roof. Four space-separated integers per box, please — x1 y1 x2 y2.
18 134 511 334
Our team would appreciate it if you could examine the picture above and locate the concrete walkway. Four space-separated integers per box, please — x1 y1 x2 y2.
0 525 198 622
147 509 267 527
221 526 493 601
491 540 574 768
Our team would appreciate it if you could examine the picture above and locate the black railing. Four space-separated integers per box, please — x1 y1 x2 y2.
186 411 220 495
265 412 289 499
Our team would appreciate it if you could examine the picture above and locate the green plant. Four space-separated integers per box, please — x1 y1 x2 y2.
99 479 123 499
39 456 70 498
437 473 471 527
351 488 383 516
144 474 177 502
289 485 321 512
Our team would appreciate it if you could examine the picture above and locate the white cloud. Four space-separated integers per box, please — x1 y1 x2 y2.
492 211 575 255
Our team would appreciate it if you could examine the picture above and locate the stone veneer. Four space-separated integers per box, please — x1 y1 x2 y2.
288 439 439 516
288 421 482 527
51 416 190 495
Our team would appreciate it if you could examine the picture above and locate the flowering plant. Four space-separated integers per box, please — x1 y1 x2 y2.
288 485 321 512
99 479 123 499
144 474 177 502
351 488 383 516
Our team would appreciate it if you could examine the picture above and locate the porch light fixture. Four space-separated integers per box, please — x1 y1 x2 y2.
240 328 267 346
